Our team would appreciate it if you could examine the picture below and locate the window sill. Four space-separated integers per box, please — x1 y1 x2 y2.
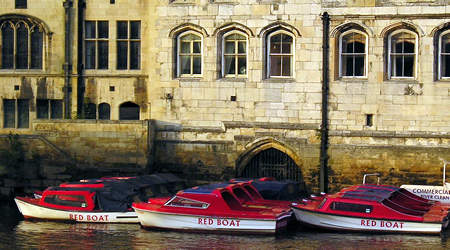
170 0 196 5
339 76 368 80
263 78 295 83
0 69 44 72
385 78 418 84
337 77 368 82
218 77 247 82
177 77 203 82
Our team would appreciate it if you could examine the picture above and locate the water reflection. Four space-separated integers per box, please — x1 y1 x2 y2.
8 221 448 250
14 222 136 249
0 208 448 249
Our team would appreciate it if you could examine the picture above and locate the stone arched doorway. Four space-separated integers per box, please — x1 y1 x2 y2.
236 138 304 183
119 102 140 120
239 148 303 182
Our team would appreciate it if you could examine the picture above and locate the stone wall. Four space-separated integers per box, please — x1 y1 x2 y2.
0 1 449 197
0 119 151 198
150 0 449 193
31 119 150 169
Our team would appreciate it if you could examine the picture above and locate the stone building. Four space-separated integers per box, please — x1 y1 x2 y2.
0 0 449 193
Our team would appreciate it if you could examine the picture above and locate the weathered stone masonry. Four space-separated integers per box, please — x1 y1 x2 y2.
0 1 449 195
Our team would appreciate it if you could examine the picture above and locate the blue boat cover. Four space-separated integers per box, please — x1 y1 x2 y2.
341 185 399 202
183 183 230 194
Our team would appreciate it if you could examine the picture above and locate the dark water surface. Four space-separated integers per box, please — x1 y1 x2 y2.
1 205 450 250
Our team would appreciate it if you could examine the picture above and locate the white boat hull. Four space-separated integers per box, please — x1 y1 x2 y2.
401 184 450 205
134 208 289 234
292 207 445 234
15 198 139 223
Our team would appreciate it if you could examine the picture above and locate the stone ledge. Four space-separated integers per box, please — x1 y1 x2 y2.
32 119 146 125
234 135 308 144
157 122 319 132
155 139 234 145
330 144 450 150
156 126 224 133
330 130 450 139
224 121 319 130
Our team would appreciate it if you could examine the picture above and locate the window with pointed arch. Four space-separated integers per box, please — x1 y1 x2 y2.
388 29 417 78
222 31 247 77
438 30 450 79
339 30 367 77
267 31 294 78
0 18 44 69
177 31 202 77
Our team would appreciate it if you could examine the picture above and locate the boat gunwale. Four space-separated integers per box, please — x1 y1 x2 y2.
15 197 134 214
133 206 292 221
291 212 443 235
290 205 444 224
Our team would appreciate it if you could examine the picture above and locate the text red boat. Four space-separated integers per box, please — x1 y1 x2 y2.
291 184 450 234
133 182 292 234
15 174 184 223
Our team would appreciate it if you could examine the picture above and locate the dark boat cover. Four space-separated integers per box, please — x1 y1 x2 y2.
250 180 308 201
48 174 185 212
229 178 308 201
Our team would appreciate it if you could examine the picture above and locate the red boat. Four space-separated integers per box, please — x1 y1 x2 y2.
291 184 450 234
132 182 292 234
15 174 185 223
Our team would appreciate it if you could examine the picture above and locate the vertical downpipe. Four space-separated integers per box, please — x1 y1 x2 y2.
63 0 73 118
77 0 86 118
320 12 330 193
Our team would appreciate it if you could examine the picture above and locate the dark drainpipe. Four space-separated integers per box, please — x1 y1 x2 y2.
320 12 330 193
63 0 73 119
77 0 86 118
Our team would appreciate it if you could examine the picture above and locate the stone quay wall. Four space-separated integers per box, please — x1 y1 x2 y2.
0 119 151 198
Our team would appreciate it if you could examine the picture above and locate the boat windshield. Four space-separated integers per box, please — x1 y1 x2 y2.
381 199 425 216
232 187 253 202
165 196 209 209
221 191 242 210
330 202 372 214
318 198 327 209
43 194 88 208
242 185 263 200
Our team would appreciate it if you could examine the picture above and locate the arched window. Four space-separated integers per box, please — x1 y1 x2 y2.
438 30 450 79
267 31 293 78
388 29 417 78
1 24 14 69
177 31 202 77
222 32 247 77
0 17 44 69
84 103 97 119
119 102 139 120
98 103 111 120
339 30 367 77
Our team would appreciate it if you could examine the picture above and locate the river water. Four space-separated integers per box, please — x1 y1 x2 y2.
1 204 450 250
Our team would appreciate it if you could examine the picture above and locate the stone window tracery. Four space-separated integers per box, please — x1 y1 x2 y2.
0 18 44 70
